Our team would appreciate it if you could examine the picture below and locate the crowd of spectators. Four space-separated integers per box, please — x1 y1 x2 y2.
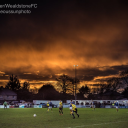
0 101 34 108
0 100 128 108
76 101 128 108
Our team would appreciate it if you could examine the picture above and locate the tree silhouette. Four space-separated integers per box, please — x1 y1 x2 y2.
105 70 128 92
0 86 3 90
122 86 128 98
106 77 121 91
12 81 32 101
37 84 60 100
5 74 21 91
79 85 90 95
22 82 30 90
77 85 90 99
56 74 70 94
119 70 128 87
98 84 106 94
56 74 75 94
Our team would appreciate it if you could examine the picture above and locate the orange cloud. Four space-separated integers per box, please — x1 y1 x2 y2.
0 1 128 88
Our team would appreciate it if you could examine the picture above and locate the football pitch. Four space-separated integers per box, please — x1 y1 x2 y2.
0 108 128 128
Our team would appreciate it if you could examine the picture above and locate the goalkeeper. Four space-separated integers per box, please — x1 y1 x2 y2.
3 101 8 109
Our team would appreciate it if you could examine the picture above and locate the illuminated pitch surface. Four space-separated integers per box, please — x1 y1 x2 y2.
0 108 128 128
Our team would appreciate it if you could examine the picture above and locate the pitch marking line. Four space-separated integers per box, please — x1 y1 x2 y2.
66 121 127 128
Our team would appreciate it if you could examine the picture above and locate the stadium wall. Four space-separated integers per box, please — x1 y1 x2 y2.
0 100 128 108
33 100 60 105
66 100 128 106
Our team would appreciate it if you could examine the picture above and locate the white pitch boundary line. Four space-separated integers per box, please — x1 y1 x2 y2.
66 121 127 128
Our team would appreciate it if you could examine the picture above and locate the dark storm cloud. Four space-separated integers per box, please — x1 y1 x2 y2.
110 65 128 72
0 0 128 86
74 64 128 81
0 0 128 43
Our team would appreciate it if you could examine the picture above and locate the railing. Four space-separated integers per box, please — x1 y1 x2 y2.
0 105 128 108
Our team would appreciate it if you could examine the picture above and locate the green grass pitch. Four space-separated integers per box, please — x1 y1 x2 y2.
0 108 128 128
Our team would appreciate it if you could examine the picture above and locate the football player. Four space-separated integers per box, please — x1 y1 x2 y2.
69 99 73 115
47 101 49 112
71 102 79 119
59 100 63 115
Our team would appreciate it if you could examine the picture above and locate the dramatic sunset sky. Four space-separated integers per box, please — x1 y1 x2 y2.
0 0 128 89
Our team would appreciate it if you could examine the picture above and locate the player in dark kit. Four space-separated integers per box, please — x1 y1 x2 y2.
59 100 63 115
91 100 95 110
71 102 79 119
115 101 119 112
69 99 73 115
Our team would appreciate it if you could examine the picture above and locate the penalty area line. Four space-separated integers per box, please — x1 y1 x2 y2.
66 121 127 128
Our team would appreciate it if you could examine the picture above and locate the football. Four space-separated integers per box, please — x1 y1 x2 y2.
33 114 36 117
